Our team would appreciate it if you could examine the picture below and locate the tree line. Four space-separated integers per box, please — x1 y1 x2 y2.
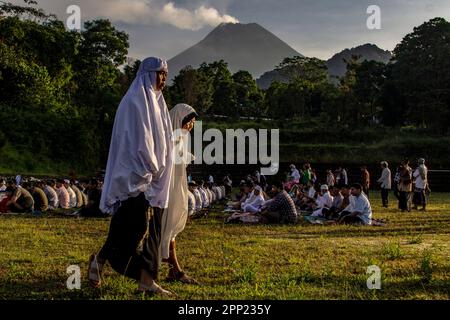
0 0 449 173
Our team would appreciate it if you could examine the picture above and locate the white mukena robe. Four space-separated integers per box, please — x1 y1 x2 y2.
99 57 173 214
160 103 197 260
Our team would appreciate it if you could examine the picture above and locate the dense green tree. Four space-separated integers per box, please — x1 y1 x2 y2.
391 17 450 133
232 70 263 117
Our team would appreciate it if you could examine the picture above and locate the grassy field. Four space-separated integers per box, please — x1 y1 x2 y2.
0 192 449 300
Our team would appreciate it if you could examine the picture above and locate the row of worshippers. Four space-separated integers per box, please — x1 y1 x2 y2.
0 178 103 216
187 181 227 216
227 175 373 225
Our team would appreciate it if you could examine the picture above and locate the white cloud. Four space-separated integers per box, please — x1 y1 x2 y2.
160 2 239 30
83 0 239 30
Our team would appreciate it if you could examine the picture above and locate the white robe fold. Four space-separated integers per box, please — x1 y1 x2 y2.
160 103 197 260
99 57 173 214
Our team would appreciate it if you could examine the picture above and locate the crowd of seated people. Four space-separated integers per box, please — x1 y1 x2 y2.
225 163 374 226
187 179 227 217
0 176 104 217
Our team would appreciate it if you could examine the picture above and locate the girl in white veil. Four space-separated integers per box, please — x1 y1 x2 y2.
160 103 198 284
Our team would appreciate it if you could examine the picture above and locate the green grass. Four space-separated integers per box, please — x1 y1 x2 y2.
0 192 449 300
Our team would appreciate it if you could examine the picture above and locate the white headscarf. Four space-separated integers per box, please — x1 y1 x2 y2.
160 103 197 260
99 57 173 214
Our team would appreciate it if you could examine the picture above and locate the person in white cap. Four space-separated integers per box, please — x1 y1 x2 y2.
377 161 391 208
242 185 265 213
312 184 334 217
88 57 174 296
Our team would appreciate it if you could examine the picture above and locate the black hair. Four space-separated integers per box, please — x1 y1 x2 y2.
244 181 255 188
181 112 198 127
272 180 284 190
340 184 350 189
351 183 363 190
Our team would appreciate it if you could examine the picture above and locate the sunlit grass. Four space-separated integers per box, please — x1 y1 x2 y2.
0 192 449 300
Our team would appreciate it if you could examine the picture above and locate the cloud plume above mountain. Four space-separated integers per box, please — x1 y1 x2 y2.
96 0 239 30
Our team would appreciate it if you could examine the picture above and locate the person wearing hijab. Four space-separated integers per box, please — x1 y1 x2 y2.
160 103 198 284
88 57 174 295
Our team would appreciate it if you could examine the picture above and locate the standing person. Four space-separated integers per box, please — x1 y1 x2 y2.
413 158 428 211
208 174 214 184
300 163 311 185
88 57 174 295
398 159 412 212
341 167 348 186
392 165 401 200
160 103 198 284
377 161 392 208
360 166 370 198
326 170 335 187
335 167 348 187
223 174 232 196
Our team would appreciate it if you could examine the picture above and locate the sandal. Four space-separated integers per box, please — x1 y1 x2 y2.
88 254 103 288
166 270 199 285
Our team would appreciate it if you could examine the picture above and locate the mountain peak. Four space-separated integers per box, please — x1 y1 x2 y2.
326 43 392 78
168 22 301 80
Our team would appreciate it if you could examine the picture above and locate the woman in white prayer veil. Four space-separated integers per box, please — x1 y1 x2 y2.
88 57 175 296
160 103 199 284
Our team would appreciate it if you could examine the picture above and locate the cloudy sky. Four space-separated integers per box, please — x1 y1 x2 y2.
11 0 450 60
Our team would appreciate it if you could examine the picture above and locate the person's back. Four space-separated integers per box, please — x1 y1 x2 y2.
193 189 203 210
269 190 298 223
32 187 48 212
72 185 84 208
57 185 70 209
198 187 209 207
11 186 34 213
87 188 101 210
66 185 77 208
44 185 59 209
187 190 196 216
